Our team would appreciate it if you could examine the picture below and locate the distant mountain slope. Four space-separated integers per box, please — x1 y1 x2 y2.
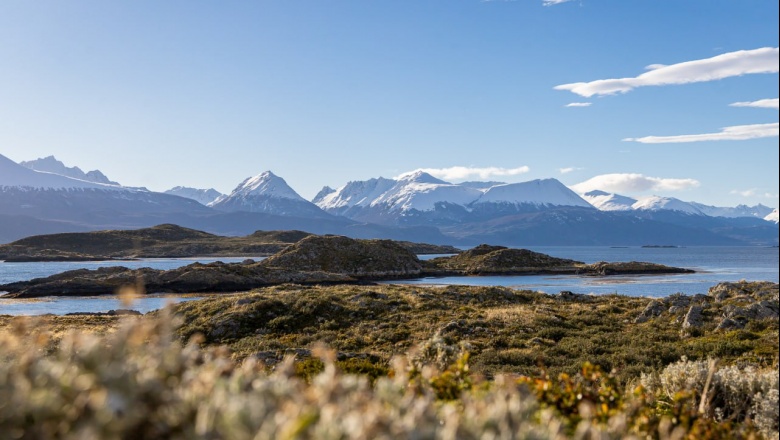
631 196 704 215
164 186 223 205
581 190 637 211
20 155 119 185
766 208 779 224
210 171 333 219
689 202 775 219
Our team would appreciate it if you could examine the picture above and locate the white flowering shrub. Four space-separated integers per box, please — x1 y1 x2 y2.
1 314 776 439
642 356 779 439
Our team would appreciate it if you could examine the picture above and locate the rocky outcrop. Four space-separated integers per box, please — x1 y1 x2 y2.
261 235 423 278
708 281 779 331
633 293 710 323
632 282 779 334
681 305 705 336
708 281 779 303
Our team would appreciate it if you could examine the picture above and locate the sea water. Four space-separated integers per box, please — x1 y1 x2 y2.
0 247 777 315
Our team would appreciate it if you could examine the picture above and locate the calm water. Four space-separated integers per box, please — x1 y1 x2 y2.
386 246 779 298
0 256 267 284
0 247 777 315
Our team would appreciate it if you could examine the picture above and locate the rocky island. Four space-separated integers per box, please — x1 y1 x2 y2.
0 223 461 261
0 234 693 298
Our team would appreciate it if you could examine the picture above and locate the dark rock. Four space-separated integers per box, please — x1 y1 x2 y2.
579 261 694 276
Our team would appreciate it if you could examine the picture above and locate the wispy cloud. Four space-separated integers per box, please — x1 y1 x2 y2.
730 188 779 199
565 102 591 108
730 98 779 109
554 47 779 97
400 166 530 181
623 122 779 143
543 0 574 5
559 167 583 174
571 173 700 194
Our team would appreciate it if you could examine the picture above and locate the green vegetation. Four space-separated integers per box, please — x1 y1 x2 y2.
1 308 776 439
166 284 778 384
0 224 459 261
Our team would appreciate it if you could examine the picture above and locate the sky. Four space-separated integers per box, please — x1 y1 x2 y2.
0 0 778 207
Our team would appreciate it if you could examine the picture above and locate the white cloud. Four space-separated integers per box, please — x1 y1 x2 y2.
555 47 779 97
559 167 583 174
543 0 574 5
571 173 700 194
730 188 779 199
565 102 591 107
730 98 779 109
623 122 779 144
400 166 530 181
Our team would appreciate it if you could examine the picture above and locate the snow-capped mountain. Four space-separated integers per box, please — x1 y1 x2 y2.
315 173 593 226
210 171 332 219
1 154 121 190
765 208 779 224
372 171 484 212
581 190 637 211
1 153 211 238
631 196 704 215
20 156 119 185
689 202 775 219
164 186 223 206
474 179 592 208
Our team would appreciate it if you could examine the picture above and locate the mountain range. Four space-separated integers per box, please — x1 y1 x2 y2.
0 153 777 246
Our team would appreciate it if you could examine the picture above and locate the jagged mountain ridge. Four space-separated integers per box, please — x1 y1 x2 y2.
315 172 594 226
20 156 119 185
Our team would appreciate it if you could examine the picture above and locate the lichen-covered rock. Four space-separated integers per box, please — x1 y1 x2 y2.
681 305 704 335
261 235 423 278
635 300 666 323
709 281 779 302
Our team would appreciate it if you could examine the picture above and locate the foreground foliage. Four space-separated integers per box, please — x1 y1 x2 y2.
1 312 777 439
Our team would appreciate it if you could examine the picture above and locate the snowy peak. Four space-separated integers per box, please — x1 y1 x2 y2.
396 170 448 185
765 208 779 224
0 153 123 190
632 196 704 215
374 178 482 212
20 155 119 185
164 186 223 205
474 179 592 208
209 170 331 218
315 178 397 211
581 190 637 211
312 186 336 204
229 171 305 201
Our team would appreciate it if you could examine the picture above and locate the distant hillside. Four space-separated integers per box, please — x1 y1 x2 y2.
0 224 460 261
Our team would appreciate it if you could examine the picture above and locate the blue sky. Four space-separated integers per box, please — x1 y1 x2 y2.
1 0 777 207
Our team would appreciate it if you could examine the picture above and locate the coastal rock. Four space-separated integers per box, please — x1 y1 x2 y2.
579 261 695 276
261 235 423 278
